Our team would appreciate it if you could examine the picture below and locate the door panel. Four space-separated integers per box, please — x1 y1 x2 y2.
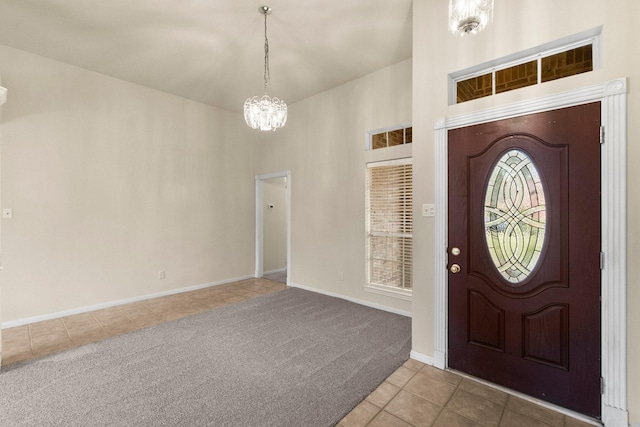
448 103 601 417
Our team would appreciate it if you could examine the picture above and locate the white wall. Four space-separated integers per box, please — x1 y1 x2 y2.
0 44 256 322
253 59 412 315
263 177 287 273
412 0 640 423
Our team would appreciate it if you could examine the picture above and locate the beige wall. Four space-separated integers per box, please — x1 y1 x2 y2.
263 177 287 273
0 44 256 322
3 1 638 420
253 59 412 314
0 47 413 322
413 0 639 423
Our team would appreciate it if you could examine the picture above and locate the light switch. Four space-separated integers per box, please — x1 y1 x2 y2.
2 208 12 219
422 204 435 217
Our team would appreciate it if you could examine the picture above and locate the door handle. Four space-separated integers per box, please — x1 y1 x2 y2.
450 264 461 274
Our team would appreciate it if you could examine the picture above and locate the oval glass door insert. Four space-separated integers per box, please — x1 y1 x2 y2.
484 149 547 284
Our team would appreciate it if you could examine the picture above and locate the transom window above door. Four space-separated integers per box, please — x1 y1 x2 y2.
449 27 601 104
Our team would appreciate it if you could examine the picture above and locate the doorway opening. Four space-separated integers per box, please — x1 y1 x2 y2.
255 171 291 286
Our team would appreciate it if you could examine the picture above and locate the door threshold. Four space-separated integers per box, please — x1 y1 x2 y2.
446 368 602 426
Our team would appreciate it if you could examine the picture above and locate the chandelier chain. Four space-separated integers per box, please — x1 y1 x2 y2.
263 11 270 93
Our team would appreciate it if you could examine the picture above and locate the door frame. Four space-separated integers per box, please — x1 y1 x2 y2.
433 78 628 425
255 170 291 286
0 81 5 367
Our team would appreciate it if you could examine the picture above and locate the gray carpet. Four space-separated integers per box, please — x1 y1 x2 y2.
0 288 411 426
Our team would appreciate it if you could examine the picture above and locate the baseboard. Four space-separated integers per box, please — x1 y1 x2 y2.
1 275 255 329
409 350 435 366
290 282 412 318
264 268 286 275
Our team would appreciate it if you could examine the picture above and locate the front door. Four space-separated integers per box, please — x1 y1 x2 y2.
447 103 601 417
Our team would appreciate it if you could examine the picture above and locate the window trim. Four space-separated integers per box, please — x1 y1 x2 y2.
364 157 413 300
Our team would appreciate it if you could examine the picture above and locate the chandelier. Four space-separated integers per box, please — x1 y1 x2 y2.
244 6 287 131
449 0 494 36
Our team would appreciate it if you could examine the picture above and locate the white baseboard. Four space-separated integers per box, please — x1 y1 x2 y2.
1 275 255 329
290 282 412 318
409 350 435 366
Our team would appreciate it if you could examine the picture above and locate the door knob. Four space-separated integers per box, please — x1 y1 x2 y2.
450 264 461 274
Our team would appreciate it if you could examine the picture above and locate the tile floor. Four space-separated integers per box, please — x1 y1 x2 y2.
1 278 596 427
1 278 287 366
338 360 596 427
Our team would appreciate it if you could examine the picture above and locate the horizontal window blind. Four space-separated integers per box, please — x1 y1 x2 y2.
366 161 413 290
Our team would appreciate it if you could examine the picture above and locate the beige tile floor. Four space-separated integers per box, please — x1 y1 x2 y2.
338 360 596 427
1 278 596 427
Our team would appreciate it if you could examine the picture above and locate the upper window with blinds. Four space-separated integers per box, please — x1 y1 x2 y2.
450 27 601 104
365 159 413 299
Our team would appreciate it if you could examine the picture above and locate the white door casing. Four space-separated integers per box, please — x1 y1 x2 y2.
433 78 628 426
0 80 6 367
255 171 291 285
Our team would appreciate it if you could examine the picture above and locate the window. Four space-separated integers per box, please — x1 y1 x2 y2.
366 159 413 298
484 150 547 284
369 125 412 150
541 44 593 83
451 27 600 104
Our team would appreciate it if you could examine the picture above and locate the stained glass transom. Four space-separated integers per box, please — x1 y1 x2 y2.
484 150 546 284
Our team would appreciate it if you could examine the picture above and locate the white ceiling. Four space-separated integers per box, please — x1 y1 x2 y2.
0 0 413 112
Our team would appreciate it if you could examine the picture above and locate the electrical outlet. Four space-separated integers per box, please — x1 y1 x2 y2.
422 204 435 217
158 270 166 280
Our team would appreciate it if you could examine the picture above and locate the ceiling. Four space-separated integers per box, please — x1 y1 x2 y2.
0 0 413 112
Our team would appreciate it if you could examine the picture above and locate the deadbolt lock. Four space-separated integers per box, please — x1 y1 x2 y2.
451 247 461 256
450 264 461 274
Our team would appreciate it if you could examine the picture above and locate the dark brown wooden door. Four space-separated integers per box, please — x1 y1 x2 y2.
448 103 601 418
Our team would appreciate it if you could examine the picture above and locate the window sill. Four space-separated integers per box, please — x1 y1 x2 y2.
364 284 412 301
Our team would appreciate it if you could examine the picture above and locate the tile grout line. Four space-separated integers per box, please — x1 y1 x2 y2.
89 311 109 335
117 306 138 324
26 324 35 358
363 366 420 427
60 317 73 339
438 378 471 426
496 394 508 427
59 318 75 348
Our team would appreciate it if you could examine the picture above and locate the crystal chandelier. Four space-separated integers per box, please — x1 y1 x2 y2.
449 0 494 36
244 6 287 131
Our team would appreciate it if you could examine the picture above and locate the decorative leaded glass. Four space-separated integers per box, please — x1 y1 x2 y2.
484 150 546 284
